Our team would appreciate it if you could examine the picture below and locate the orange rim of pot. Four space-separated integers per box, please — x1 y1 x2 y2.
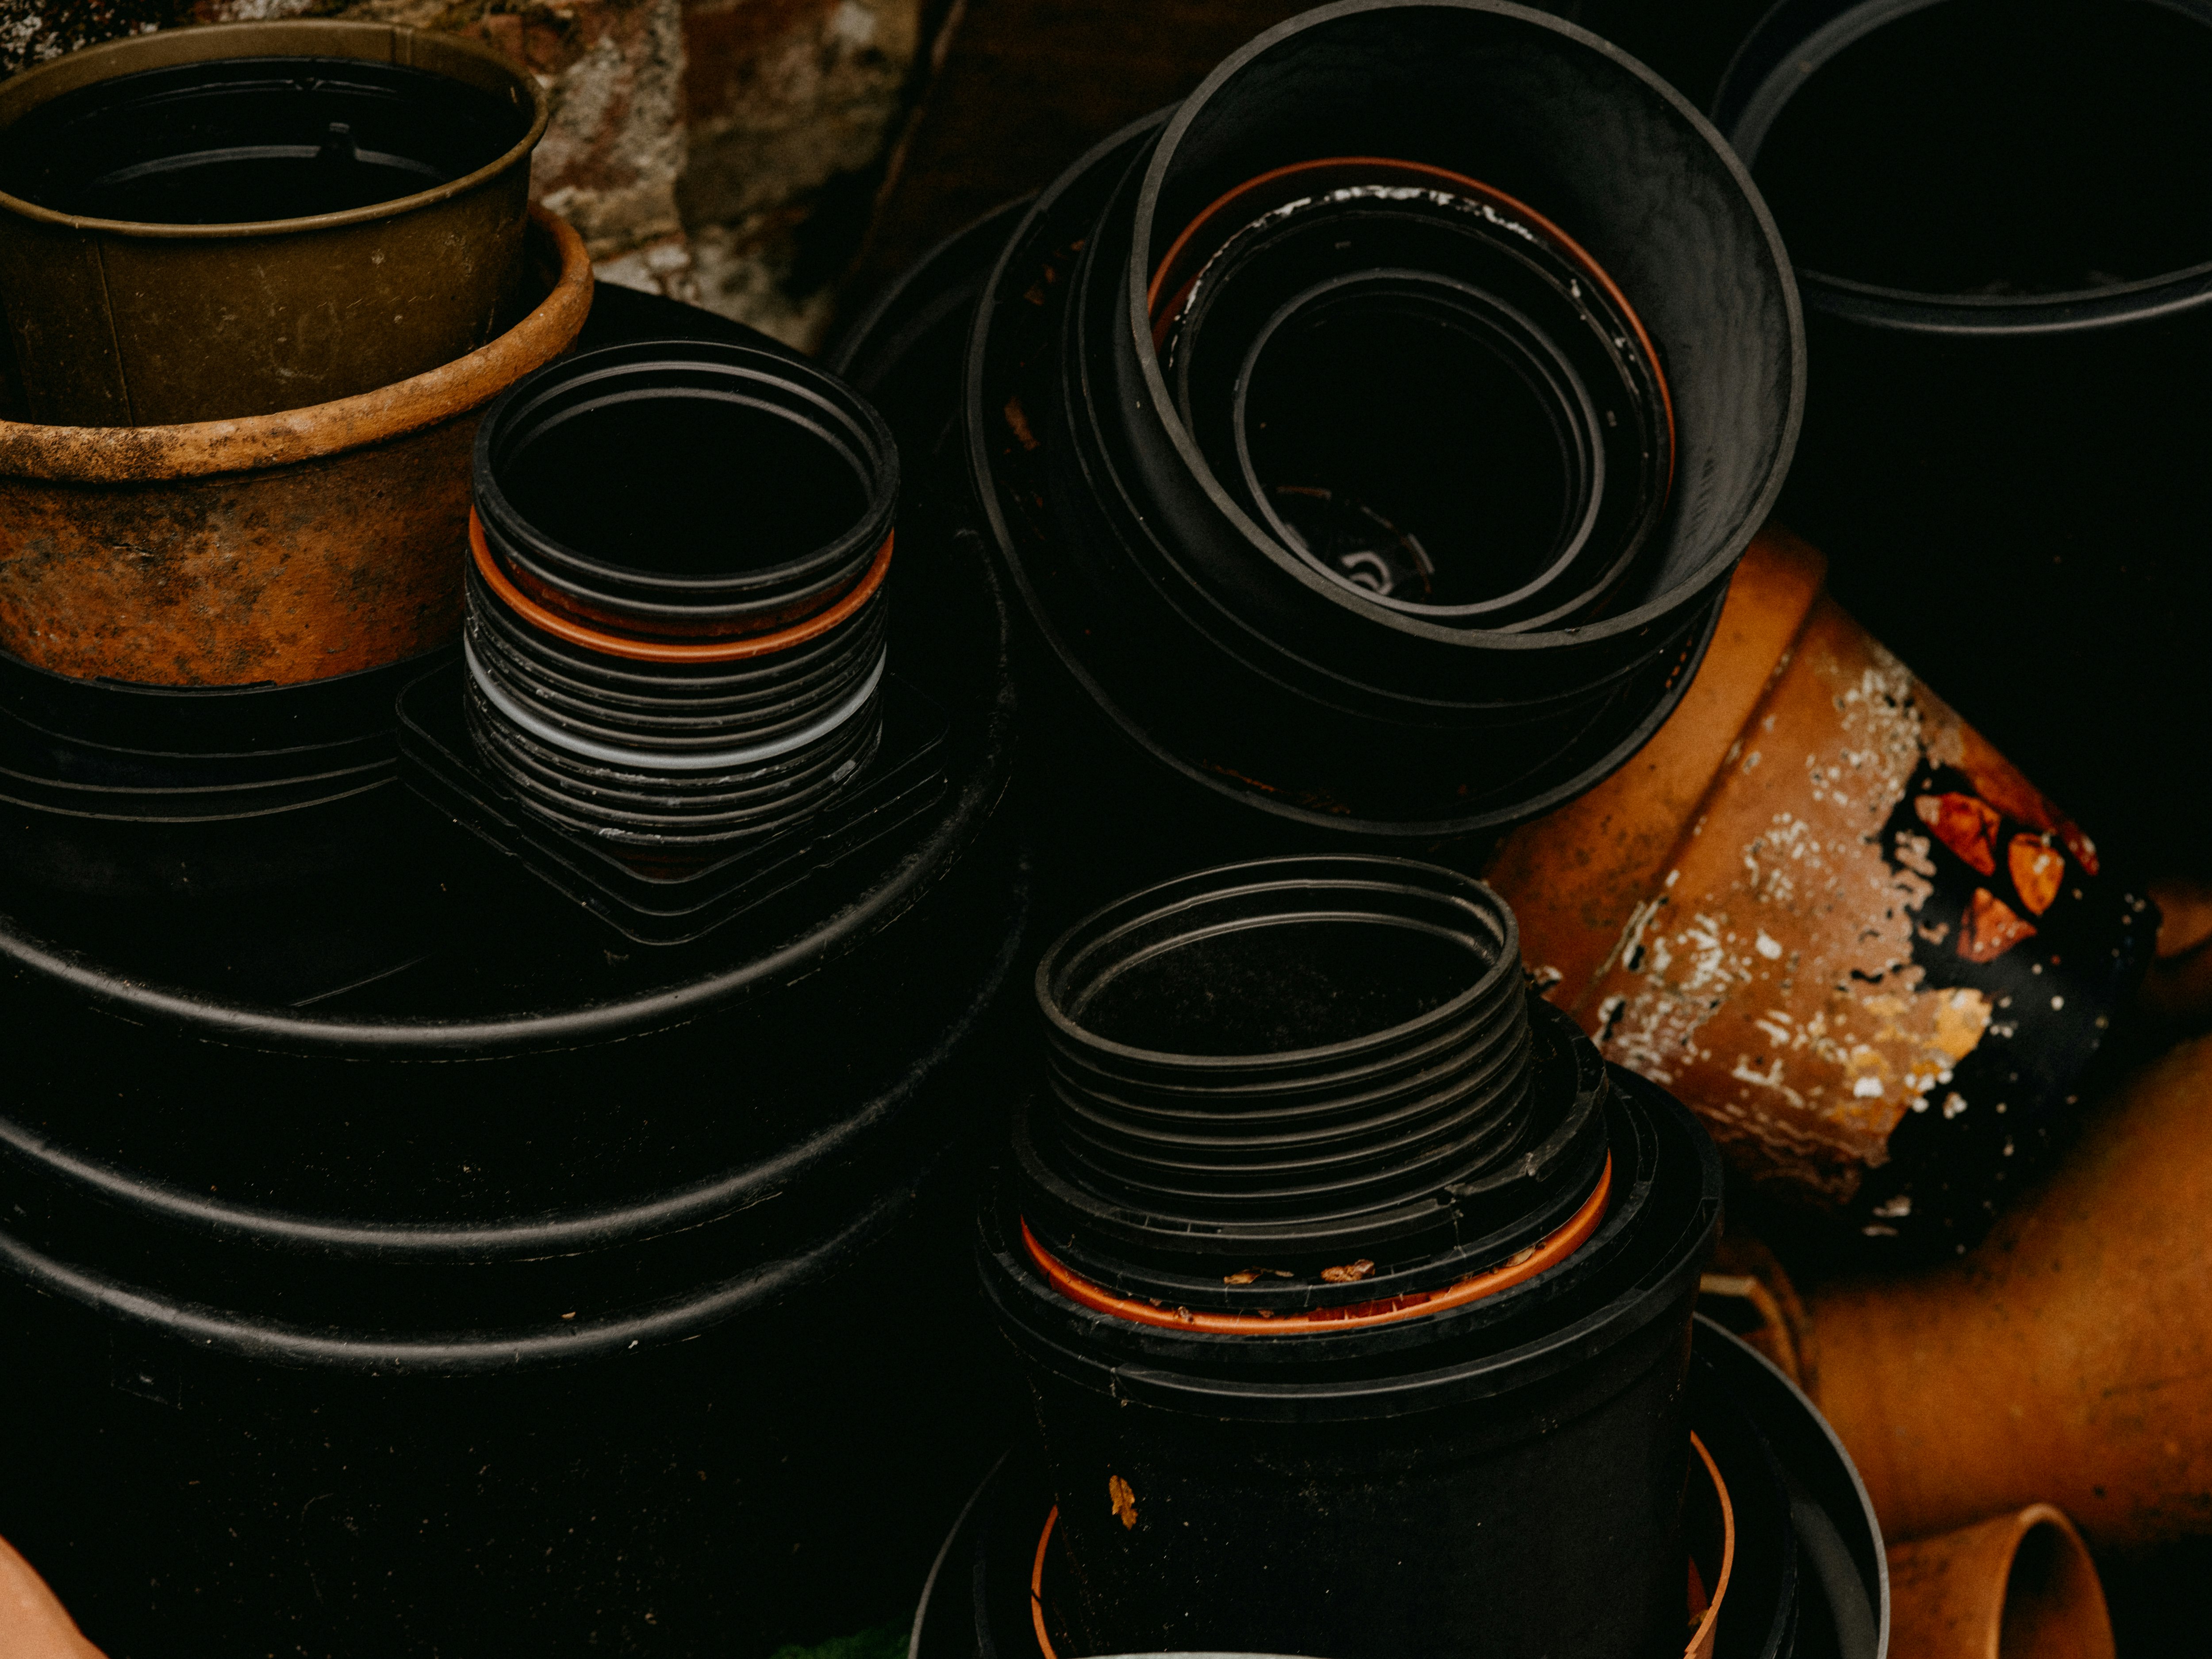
1144 156 1674 492
0 207 592 483
489 539 879 643
1685 1432 1734 1659
1025 1428 1729 1659
469 508 894 665
1021 1152 1610 1335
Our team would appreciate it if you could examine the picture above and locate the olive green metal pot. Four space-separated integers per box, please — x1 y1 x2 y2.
0 20 549 427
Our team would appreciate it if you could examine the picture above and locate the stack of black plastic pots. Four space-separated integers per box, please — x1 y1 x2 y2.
832 0 1803 919
0 283 1030 1659
955 856 1884 1659
463 340 897 853
1549 0 2212 874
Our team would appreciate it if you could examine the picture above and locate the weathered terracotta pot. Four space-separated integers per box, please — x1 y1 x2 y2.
0 207 591 687
0 1533 103 1659
1786 1030 2212 1548
1888 1505 2113 1659
1485 528 2153 1258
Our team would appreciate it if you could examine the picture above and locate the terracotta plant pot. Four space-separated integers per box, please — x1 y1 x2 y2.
1484 528 2154 1260
0 1533 103 1659
0 19 549 427
0 207 591 687
1779 1029 2212 1549
1888 1505 2114 1659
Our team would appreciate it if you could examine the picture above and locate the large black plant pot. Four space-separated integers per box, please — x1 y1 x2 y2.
0 288 1029 1659
1709 0 2212 873
946 0 1800 923
914 1320 1887 1659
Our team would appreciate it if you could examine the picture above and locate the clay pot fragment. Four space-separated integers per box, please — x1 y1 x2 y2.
1486 528 2154 1260
1888 1505 2114 1659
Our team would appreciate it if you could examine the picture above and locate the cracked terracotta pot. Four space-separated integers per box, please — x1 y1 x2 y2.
0 207 591 687
1887 1505 2113 1659
1484 527 2154 1261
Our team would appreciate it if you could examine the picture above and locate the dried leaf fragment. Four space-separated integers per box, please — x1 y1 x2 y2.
1109 1475 1137 1529
2008 833 2066 916
1321 1259 1376 1284
1958 887 2036 963
1916 792 2001 875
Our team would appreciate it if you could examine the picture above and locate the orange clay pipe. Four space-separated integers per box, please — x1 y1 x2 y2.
1886 1505 2114 1659
1786 1029 2212 1547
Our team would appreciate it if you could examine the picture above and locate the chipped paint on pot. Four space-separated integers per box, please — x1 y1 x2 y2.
0 207 591 687
1487 528 2152 1258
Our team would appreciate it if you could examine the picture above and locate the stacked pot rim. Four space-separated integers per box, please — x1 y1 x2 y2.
465 338 901 847
964 0 1804 834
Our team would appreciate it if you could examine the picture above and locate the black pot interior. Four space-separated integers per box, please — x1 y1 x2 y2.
0 57 524 223
1740 0 2212 295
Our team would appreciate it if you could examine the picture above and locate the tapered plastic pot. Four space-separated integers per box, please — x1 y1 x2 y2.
961 0 1800 913
914 1319 1887 1659
1483 528 2154 1263
979 857 1726 1659
0 404 1028 1656
1691 0 2212 873
0 19 549 427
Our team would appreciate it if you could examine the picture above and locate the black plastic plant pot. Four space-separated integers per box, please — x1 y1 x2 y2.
965 0 1802 853
0 302 1027 1654
829 196 1034 478
913 1321 1886 1659
1708 0 2212 871
977 856 1725 1659
465 339 901 849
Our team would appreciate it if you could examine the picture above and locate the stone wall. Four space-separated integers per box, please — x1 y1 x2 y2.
0 0 935 348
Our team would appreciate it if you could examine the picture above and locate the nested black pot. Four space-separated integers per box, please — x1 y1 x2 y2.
962 0 1802 887
466 339 899 847
915 1319 1886 1659
978 856 1724 1659
1700 0 2212 871
0 418 1027 1657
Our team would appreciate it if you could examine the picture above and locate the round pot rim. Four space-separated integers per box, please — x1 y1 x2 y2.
1719 0 2212 330
0 19 551 243
0 902 1018 1262
471 338 901 611
1123 0 1804 656
0 204 591 483
0 1137 945 1371
1035 856 1520 1071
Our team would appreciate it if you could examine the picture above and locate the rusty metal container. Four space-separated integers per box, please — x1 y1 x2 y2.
1484 528 2154 1261
0 207 591 687
0 19 549 427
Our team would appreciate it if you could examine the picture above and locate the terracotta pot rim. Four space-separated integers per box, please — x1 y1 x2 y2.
0 205 591 483
0 19 551 242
